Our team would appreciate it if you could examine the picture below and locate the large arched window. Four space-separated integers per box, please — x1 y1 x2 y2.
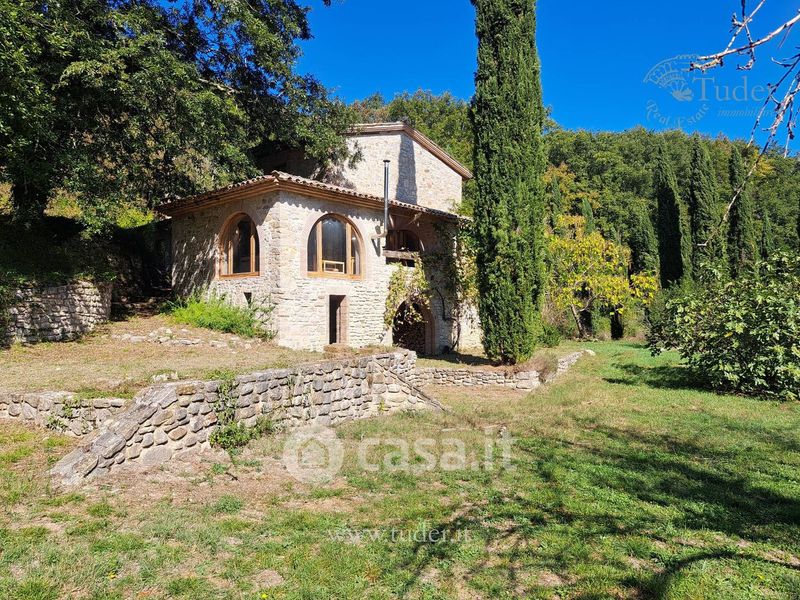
307 215 362 277
220 214 259 277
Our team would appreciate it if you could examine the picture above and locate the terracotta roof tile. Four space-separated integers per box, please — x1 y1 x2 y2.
156 171 461 221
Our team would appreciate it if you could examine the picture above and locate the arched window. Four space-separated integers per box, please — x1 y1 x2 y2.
307 215 362 277
385 229 423 267
220 214 259 277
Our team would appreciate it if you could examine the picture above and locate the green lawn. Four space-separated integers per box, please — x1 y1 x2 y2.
1 342 799 599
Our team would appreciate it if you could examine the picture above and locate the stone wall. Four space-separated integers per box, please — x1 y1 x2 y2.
408 350 593 390
170 189 481 353
334 132 464 213
409 367 540 390
49 350 440 488
0 392 128 436
3 281 112 345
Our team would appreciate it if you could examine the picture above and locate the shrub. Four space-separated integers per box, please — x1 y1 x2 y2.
205 369 274 452
538 323 562 348
167 292 273 339
209 418 274 452
648 253 800 400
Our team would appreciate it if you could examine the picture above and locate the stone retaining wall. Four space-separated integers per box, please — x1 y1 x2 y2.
3 281 112 345
409 367 539 389
408 350 592 389
0 392 128 436
50 350 439 488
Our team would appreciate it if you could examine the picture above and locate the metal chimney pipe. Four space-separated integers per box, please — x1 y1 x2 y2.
383 160 390 237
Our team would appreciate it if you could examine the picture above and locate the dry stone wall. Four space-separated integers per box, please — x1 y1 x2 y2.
0 392 128 436
49 350 439 488
408 350 593 389
409 367 540 390
3 281 112 345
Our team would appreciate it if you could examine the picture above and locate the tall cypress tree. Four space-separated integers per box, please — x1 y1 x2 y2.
654 139 690 287
628 203 659 274
581 197 595 233
472 0 546 364
796 193 800 250
727 146 757 277
688 135 722 269
761 213 775 260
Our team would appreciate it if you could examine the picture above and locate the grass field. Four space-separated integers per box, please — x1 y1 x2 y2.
1 342 798 599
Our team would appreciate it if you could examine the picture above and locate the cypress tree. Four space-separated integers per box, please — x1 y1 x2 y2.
796 193 800 250
581 198 595 233
688 135 722 269
472 0 546 364
761 213 775 260
654 139 690 287
628 204 659 274
726 146 757 277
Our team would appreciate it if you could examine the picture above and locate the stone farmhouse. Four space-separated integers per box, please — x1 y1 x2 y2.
158 123 481 354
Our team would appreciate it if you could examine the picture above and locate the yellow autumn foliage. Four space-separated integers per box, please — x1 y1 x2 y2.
548 216 658 316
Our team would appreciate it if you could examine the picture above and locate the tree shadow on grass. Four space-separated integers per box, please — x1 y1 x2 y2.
562 422 800 541
381 417 800 598
604 361 710 393
646 549 800 598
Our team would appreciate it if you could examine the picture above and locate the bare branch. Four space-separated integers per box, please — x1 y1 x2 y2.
690 8 800 71
688 1 800 248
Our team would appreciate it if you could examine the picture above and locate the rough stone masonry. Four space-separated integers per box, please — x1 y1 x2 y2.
21 349 593 488
49 350 440 488
3 281 112 345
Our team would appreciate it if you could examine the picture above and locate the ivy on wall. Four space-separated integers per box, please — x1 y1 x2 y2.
384 263 431 329
383 221 479 350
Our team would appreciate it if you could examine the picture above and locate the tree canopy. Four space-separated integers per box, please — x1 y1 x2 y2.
0 0 353 231
548 215 657 339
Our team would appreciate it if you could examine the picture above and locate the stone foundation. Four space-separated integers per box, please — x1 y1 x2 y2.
3 281 112 345
49 350 439 488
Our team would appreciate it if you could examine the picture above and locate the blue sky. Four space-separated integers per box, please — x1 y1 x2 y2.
297 0 799 149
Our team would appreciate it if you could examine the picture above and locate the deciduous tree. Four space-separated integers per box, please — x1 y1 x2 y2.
548 216 657 339
0 0 352 230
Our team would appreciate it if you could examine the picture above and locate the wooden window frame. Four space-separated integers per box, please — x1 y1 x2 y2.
219 214 260 279
307 215 364 281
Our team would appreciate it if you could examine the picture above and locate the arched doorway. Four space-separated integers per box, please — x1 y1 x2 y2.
392 301 435 355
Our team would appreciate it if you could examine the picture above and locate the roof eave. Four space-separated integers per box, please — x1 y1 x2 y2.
156 174 460 222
